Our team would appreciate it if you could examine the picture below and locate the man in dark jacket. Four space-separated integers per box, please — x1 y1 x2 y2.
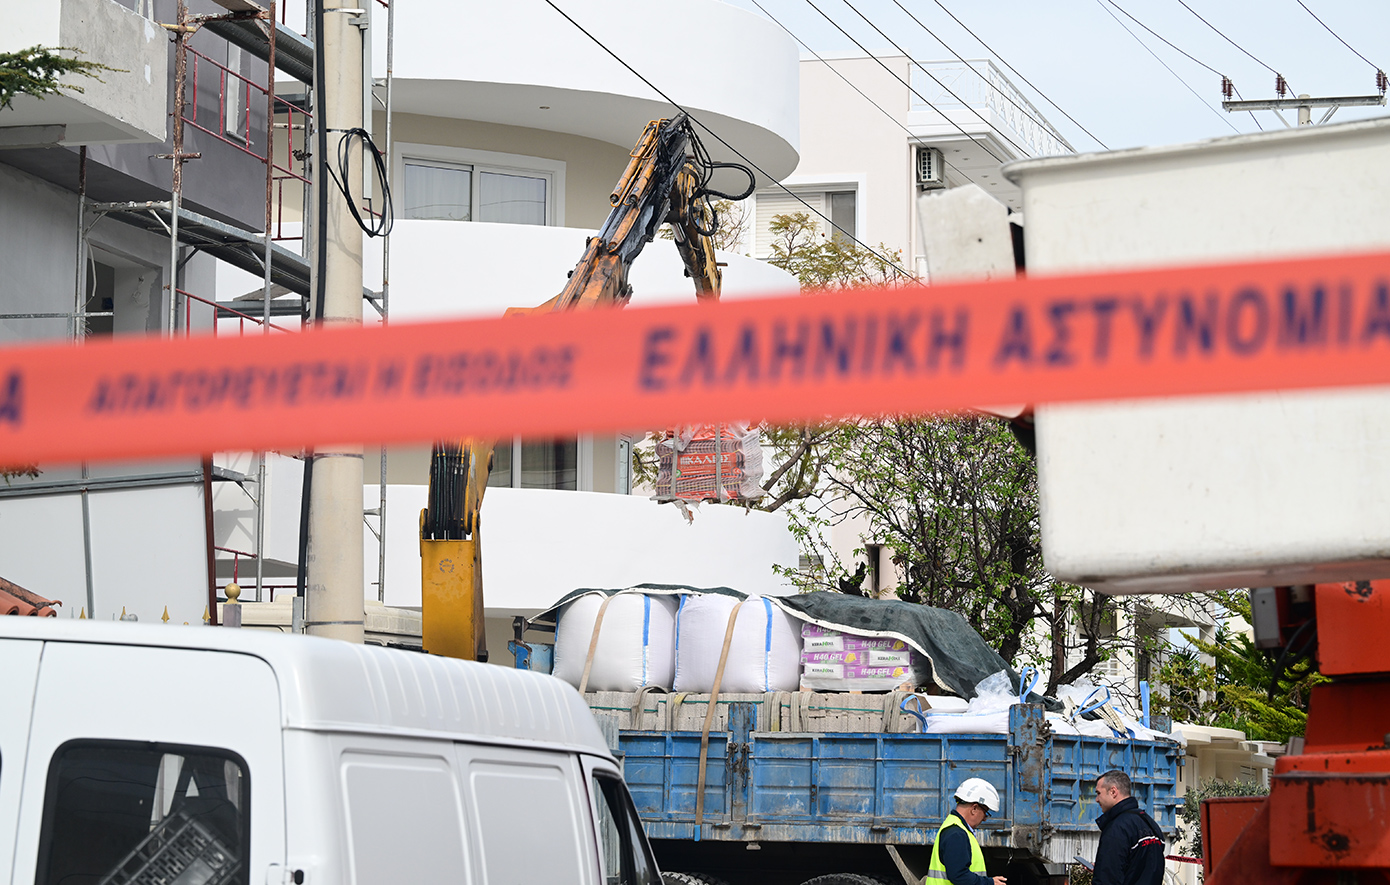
1092 770 1165 885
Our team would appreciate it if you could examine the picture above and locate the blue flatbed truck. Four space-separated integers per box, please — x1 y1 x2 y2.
609 703 1181 885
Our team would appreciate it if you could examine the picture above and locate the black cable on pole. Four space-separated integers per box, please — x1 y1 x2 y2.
325 126 394 238
885 0 1091 152
801 0 1013 164
1094 0 1241 133
746 0 971 181
1293 0 1384 79
1174 0 1292 93
1104 0 1262 130
924 0 1111 150
299 0 330 601
539 0 916 281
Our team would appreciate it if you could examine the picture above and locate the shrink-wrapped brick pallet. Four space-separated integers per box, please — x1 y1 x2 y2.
799 622 919 692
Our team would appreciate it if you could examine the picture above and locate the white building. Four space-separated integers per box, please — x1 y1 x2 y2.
2 0 806 648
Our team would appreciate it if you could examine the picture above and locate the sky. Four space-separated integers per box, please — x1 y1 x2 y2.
721 0 1390 152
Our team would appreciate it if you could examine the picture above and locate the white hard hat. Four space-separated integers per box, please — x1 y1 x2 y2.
955 778 1001 813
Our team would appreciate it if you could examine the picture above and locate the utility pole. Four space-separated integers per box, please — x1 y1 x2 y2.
306 0 366 643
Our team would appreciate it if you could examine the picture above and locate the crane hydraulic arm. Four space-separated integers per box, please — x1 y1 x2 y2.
418 116 754 661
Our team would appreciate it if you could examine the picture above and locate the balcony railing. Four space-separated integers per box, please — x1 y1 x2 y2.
909 60 1073 158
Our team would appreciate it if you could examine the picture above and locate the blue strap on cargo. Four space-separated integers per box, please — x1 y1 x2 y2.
761 597 773 691
641 595 651 685
1017 665 1040 702
899 694 929 732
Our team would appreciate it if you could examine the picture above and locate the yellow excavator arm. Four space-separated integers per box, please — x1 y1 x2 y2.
421 115 754 660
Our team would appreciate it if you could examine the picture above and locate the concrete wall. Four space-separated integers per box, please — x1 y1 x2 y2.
364 486 799 614
791 56 913 261
0 0 168 143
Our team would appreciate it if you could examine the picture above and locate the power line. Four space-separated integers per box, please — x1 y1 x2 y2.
825 0 1039 161
537 0 916 280
746 0 970 181
1174 0 1292 93
1094 0 1240 133
1293 0 1384 77
800 0 1013 164
925 0 1110 150
884 0 1081 152
1103 0 1262 130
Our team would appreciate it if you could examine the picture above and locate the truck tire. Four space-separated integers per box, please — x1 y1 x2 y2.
797 876 894 885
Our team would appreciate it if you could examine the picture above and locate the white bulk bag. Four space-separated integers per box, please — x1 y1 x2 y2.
552 592 678 692
673 594 801 693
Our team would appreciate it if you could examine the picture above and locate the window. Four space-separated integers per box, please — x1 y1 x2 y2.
487 438 578 490
404 159 472 221
591 774 660 885
398 144 564 226
37 741 249 885
753 185 858 258
617 438 632 495
225 45 247 144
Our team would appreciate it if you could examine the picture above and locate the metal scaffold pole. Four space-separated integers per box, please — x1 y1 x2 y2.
376 0 393 604
255 0 279 604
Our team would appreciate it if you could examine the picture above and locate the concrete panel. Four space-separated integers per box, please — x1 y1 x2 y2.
0 494 89 615
87 483 210 623
1004 117 1390 593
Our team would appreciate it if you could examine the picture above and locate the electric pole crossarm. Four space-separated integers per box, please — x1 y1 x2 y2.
1223 95 1386 112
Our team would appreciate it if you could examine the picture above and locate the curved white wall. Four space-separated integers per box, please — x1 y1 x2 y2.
366 220 799 321
367 486 799 613
371 0 800 184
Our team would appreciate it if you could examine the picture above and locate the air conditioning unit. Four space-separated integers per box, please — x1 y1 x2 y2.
916 147 946 190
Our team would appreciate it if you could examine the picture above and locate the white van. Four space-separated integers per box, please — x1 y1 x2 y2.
0 618 662 885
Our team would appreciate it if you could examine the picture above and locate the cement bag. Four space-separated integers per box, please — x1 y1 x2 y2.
552 592 678 692
673 595 801 693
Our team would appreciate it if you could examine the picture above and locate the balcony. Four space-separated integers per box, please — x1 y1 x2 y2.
370 0 800 187
1 0 168 145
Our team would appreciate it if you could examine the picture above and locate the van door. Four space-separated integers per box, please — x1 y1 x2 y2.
331 735 469 885
0 639 42 885
582 757 662 885
11 642 285 885
455 742 597 885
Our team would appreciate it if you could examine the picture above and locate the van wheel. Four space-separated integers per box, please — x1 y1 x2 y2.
797 876 893 885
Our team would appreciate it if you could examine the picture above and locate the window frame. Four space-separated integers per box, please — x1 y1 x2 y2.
751 174 866 259
588 771 661 885
394 143 566 226
34 738 252 885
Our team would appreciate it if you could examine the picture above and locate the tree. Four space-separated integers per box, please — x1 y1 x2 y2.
766 211 908 289
1 46 116 111
637 211 908 512
1152 594 1324 742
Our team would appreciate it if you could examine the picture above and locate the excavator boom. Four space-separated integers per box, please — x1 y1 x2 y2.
421 116 753 660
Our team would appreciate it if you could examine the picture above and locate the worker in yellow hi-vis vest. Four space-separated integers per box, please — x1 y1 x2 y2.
926 778 1007 885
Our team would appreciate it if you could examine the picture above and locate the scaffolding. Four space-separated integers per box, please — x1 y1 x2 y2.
65 0 396 611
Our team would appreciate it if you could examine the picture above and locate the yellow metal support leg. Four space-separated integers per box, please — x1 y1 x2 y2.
420 528 487 661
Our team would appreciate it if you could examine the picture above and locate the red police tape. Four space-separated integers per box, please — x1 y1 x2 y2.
2 249 1390 464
